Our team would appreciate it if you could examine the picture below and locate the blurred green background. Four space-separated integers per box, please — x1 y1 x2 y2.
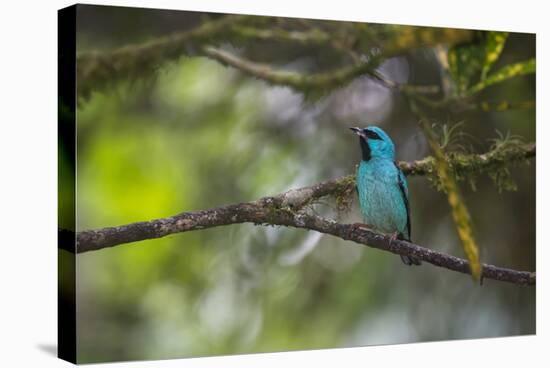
71 5 535 363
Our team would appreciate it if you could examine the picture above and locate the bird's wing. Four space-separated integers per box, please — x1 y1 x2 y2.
394 162 411 240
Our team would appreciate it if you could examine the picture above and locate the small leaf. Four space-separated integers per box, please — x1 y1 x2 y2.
480 32 508 80
468 58 535 95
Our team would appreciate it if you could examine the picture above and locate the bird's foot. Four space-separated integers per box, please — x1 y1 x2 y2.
389 233 422 266
388 231 399 244
348 223 370 238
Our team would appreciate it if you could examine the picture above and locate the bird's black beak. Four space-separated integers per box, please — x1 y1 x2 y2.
349 127 365 137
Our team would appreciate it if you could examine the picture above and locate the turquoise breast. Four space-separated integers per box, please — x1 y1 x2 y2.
356 158 409 238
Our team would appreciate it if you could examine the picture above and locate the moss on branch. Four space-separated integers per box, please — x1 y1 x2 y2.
202 46 381 93
77 16 476 99
77 15 248 100
402 141 535 191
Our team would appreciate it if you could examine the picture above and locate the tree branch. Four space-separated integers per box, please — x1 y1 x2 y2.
76 192 534 286
456 100 535 113
77 16 474 99
202 46 380 92
75 145 536 286
77 15 248 100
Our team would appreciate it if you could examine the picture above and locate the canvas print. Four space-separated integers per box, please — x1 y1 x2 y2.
58 4 536 364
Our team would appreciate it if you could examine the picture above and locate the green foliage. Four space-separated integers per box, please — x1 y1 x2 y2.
437 121 469 151
418 119 482 282
468 58 535 95
449 31 536 99
422 124 531 194
449 31 508 95
480 32 508 80
484 131 528 192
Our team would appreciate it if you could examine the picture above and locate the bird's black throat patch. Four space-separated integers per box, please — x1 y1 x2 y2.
359 136 371 161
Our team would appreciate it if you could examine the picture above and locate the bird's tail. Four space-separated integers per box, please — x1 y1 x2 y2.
398 233 422 266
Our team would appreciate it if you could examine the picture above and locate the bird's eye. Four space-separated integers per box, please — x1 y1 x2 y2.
364 130 383 140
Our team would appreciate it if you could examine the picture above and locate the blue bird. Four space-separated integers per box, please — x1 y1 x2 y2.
350 126 421 266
